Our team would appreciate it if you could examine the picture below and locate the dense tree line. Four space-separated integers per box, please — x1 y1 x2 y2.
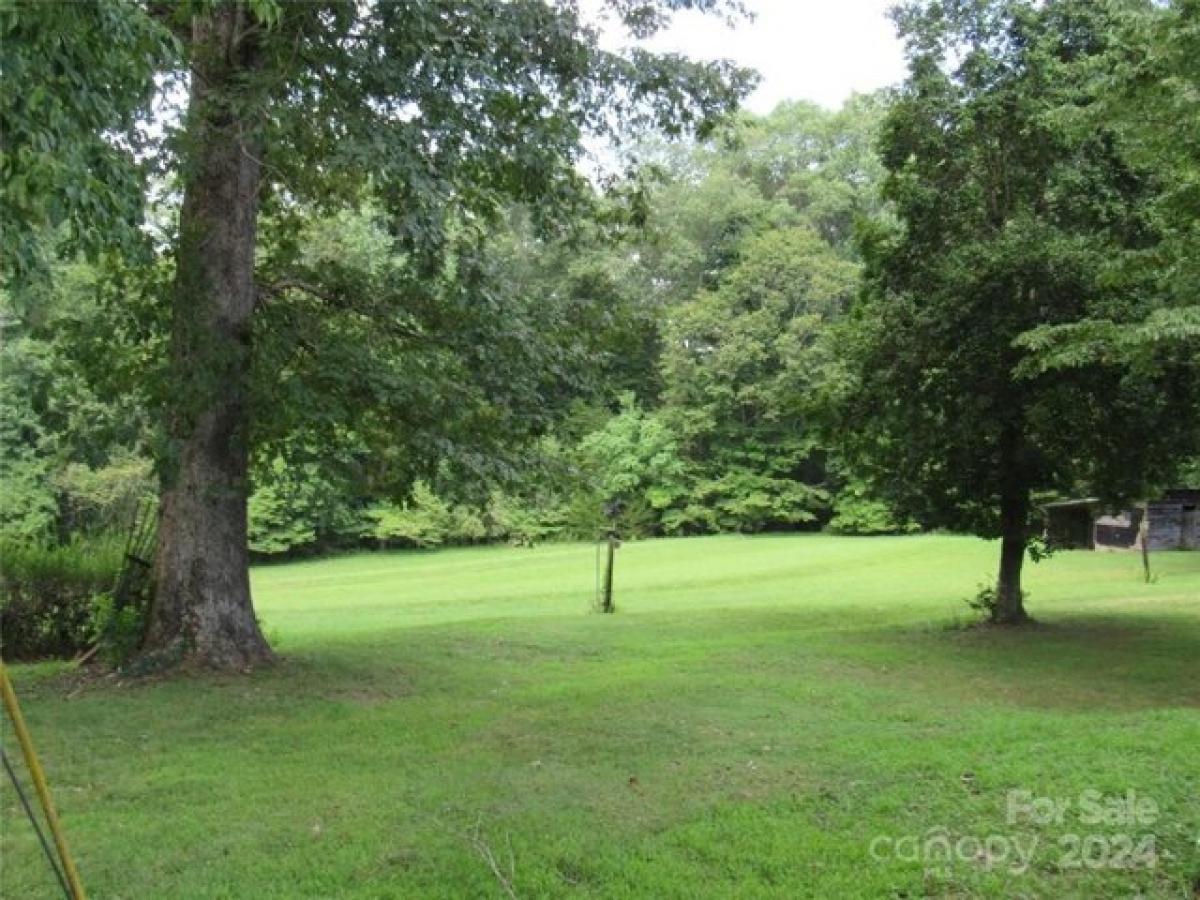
3 97 894 552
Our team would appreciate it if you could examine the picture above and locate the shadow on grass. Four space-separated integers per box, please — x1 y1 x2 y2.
18 596 1197 723
845 613 1200 711
258 604 1200 715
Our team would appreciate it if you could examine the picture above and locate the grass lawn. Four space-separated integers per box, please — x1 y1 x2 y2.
2 534 1198 898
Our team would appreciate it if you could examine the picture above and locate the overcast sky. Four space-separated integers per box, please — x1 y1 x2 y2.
594 0 910 114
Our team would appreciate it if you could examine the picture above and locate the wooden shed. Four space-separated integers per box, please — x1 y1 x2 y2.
1094 489 1200 552
1042 498 1100 549
1145 489 1199 550
1044 490 1199 552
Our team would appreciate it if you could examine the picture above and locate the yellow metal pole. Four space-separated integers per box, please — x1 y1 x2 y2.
0 660 87 900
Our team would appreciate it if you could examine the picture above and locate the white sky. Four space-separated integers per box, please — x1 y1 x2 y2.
595 0 910 114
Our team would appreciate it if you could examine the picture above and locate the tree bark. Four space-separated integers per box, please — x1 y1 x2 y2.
993 433 1031 624
142 5 273 669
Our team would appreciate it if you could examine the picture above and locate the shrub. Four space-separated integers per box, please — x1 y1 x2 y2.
448 504 489 543
249 482 320 554
576 395 688 533
486 490 564 546
88 591 146 668
361 481 454 548
965 582 1028 622
559 489 609 540
701 470 827 534
966 583 999 619
0 448 56 545
827 478 919 535
0 375 57 544
52 452 156 537
248 457 361 556
0 536 124 660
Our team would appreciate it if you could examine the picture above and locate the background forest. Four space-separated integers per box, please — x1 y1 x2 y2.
2 96 897 559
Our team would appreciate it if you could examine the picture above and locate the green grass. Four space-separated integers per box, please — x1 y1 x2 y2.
3 534 1198 898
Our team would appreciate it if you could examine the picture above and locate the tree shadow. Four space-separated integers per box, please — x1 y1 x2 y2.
851 613 1200 711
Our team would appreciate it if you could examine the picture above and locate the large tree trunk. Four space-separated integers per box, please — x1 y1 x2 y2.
142 6 273 669
993 438 1031 625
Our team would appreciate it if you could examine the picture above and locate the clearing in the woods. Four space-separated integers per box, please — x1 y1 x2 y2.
3 534 1198 898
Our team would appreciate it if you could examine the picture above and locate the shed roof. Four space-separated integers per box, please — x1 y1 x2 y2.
1041 498 1101 510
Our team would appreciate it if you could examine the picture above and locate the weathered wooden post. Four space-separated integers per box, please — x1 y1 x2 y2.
598 499 624 614
1139 501 1152 583
601 529 618 614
